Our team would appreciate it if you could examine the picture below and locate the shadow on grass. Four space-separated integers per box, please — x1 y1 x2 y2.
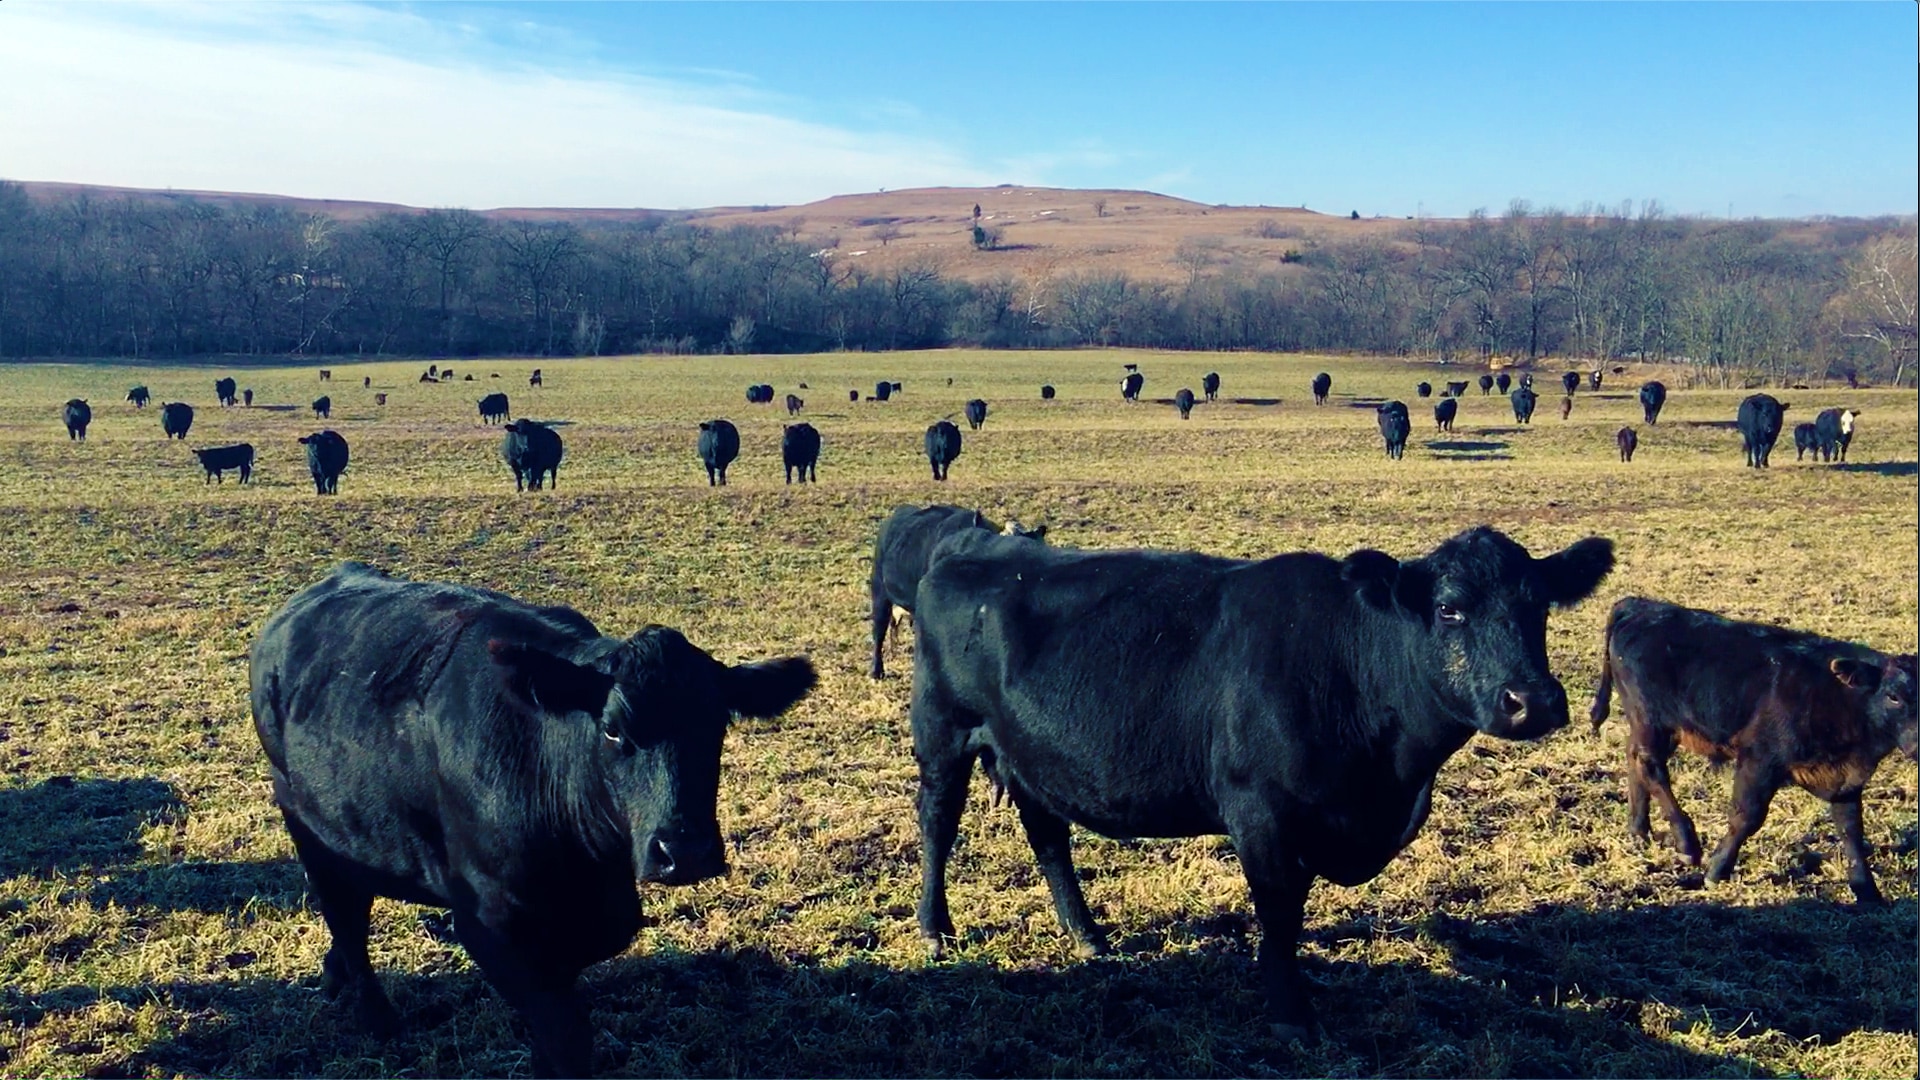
1680 420 1742 431
1227 397 1284 407
1425 440 1511 454
10 937 1775 1079
1831 461 1918 478
0 776 182 879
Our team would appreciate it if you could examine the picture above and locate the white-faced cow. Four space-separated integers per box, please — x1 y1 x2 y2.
1815 408 1859 462
908 526 1613 1039
1121 371 1145 403
250 562 815 1076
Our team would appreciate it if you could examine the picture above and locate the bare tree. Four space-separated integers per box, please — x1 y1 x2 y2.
873 222 903 247
726 313 756 354
1174 236 1224 288
1093 198 1108 219
1826 231 1918 386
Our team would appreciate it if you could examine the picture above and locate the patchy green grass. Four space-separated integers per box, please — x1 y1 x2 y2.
0 351 1913 1079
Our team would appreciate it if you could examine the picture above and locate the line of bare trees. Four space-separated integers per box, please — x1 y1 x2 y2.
0 184 1911 385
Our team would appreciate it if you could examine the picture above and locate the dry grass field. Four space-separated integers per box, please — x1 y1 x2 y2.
0 350 1913 1079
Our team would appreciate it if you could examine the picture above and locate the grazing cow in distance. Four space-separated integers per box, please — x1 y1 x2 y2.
312 396 331 420
1793 422 1819 461
1589 371 1603 391
529 369 544 387
1511 386 1538 424
1202 372 1220 401
1639 381 1667 424
1311 372 1332 405
319 369 332 381
375 393 388 406
63 399 91 441
194 443 255 485
478 393 511 424
697 420 740 486
503 420 563 491
127 386 151 408
1121 371 1145 403
1040 384 1056 400
1815 408 1859 462
1617 426 1638 462
745 384 773 405
1591 597 1917 903
364 376 372 388
1560 396 1574 421
867 505 1048 679
1520 373 1534 390
965 399 989 430
1377 401 1410 459
215 377 238 407
924 420 962 480
249 561 816 1077
1445 380 1469 398
442 368 455 381
874 381 893 402
786 393 804 416
1737 393 1788 468
299 430 349 495
161 402 194 440
429 364 438 378
1433 397 1457 432
892 381 904 394
420 371 438 384
849 389 860 403
1415 382 1432 398
1174 388 1195 419
1562 371 1581 395
909 526 1614 1038
1495 372 1512 394
1478 374 1495 395
243 388 254 407
464 374 474 381
782 422 820 484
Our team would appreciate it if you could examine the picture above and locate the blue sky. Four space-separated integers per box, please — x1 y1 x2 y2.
2 1 1914 217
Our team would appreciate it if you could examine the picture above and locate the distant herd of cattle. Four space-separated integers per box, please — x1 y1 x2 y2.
247 503 1915 1075
58 364 1870 498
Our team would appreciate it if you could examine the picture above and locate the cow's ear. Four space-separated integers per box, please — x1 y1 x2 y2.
488 639 615 718
1340 549 1402 612
1537 537 1614 607
723 656 817 720
1027 524 1048 541
1830 656 1882 691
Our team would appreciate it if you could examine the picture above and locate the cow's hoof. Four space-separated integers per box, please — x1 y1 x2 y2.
1849 884 1885 906
1073 936 1111 960
922 934 947 961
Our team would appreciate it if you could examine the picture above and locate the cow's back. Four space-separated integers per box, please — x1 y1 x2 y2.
872 505 983 611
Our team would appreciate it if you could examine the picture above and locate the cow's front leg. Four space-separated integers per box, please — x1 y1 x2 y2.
1828 795 1884 904
454 912 592 1079
1224 807 1316 1041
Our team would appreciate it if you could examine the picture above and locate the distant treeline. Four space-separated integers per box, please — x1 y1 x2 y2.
0 183 1912 384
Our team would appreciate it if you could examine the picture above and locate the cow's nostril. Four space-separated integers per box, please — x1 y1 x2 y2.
648 837 676 875
1501 690 1528 718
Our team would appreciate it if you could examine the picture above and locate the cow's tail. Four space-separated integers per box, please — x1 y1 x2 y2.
1587 604 1622 735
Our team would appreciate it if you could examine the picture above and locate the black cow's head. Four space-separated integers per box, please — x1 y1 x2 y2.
1341 526 1613 739
487 630 815 886
1832 652 1918 761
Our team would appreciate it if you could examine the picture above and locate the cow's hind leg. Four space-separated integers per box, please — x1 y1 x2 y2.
1828 794 1884 904
868 585 892 679
1704 756 1784 886
911 687 975 957
286 817 399 1036
454 912 591 1079
1010 790 1108 957
1629 725 1701 863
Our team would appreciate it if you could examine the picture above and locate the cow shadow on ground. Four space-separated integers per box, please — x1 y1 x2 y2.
0 776 182 880
85 858 308 914
1679 420 1742 431
1345 398 1393 409
12 936 1770 1079
1425 440 1510 454
250 404 302 413
1227 397 1283 407
1832 461 1918 478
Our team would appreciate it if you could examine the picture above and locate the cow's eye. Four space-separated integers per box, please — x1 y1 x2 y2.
1436 604 1465 625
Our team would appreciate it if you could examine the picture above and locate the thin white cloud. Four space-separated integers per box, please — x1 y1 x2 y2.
0 1 996 209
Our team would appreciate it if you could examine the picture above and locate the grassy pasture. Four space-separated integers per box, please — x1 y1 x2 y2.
0 350 1914 1079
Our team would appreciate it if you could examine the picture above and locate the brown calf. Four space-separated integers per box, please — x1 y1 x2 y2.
1590 597 1917 902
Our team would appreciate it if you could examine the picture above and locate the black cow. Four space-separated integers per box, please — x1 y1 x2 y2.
127 386 151 408
421 371 437 383
909 526 1613 1038
1174 388 1195 419
312 396 331 420
504 420 563 491
1519 373 1535 390
924 420 962 481
243 388 254 407
786 393 804 417
1639 381 1667 424
319 369 332 381
194 443 255 485
364 376 372 388
1793 422 1819 461
1495 372 1512 395
479 393 511 425
965 399 989 431
63 399 91 441
1433 397 1457 432
1445 380 1469 398
1562 371 1581 395
1415 382 1432 398
892 381 904 394
161 402 195 440
1478 375 1495 395
530 369 544 387
1617 426 1638 462
1815 408 1859 462
1510 386 1538 424
1737 393 1788 468
1040 385 1056 401
1121 372 1145 403
867 505 1047 679
300 431 349 494
1376 401 1410 459
874 381 893 403
1311 372 1332 405
429 364 439 378
697 419 739 486
745 385 771 405
1202 372 1220 401
1590 597 1917 903
1588 371 1603 391
782 422 819 484
249 562 815 1077
849 390 861 403
215 377 238 407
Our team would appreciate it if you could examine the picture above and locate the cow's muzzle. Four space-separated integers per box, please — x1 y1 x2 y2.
639 830 727 886
1484 682 1569 740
